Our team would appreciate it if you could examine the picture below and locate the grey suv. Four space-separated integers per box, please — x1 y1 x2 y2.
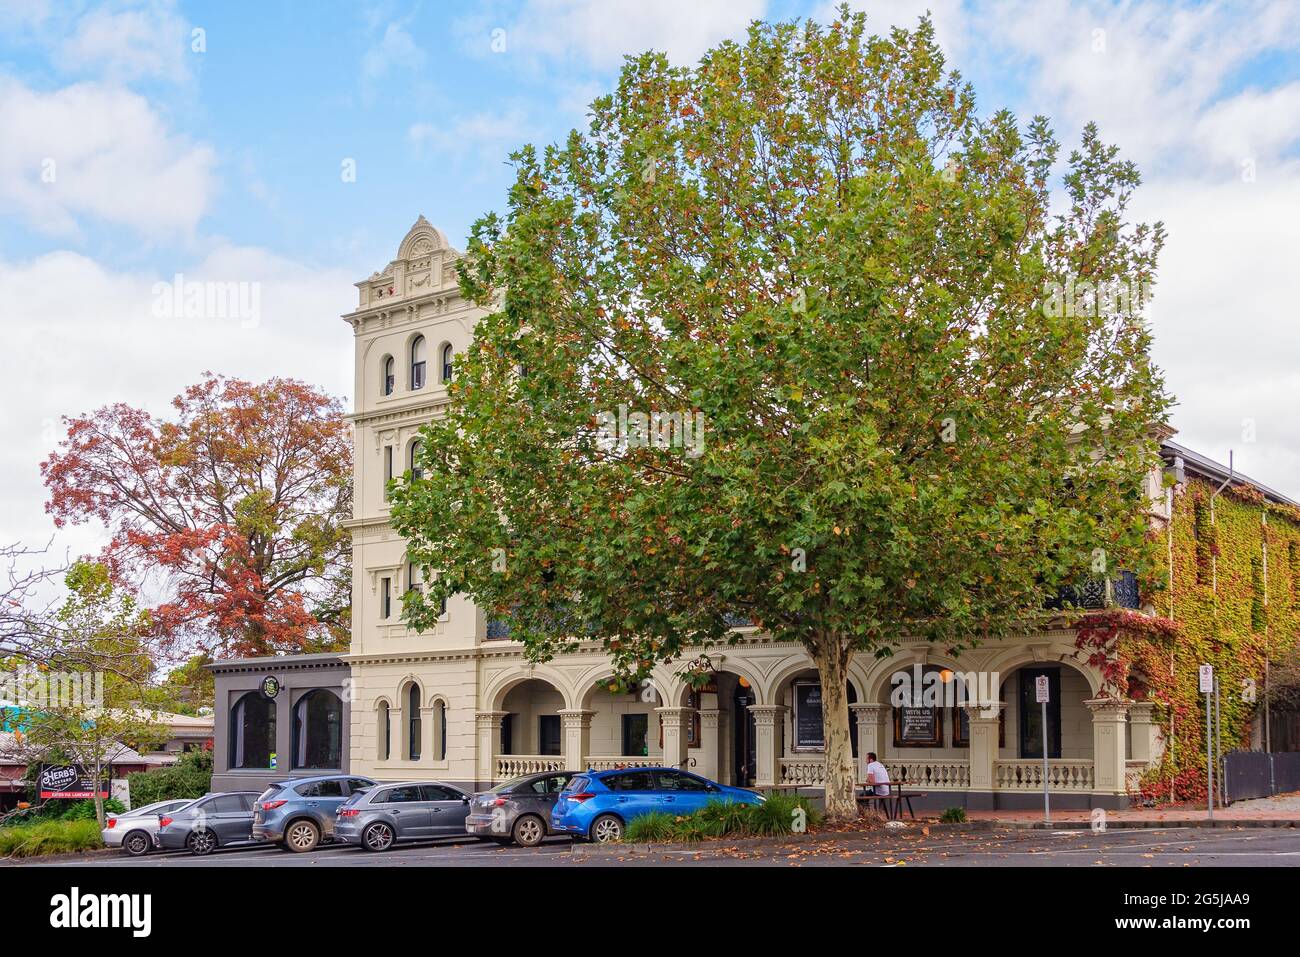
465 771 575 846
335 781 472 852
253 774 377 852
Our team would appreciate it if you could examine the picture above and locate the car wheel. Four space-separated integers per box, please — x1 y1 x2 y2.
285 819 321 853
122 830 152 857
188 829 217 856
512 815 546 848
590 814 623 844
362 822 395 852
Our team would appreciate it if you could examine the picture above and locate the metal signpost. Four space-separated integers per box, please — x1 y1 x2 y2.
1035 675 1050 823
1199 664 1214 819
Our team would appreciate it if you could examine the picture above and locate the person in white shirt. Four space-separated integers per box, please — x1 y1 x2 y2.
864 753 890 796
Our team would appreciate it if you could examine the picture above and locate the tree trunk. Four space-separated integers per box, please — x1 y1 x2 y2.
812 635 858 822
93 753 105 829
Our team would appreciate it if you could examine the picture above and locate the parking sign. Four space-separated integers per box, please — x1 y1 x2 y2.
1199 664 1214 694
1035 675 1050 703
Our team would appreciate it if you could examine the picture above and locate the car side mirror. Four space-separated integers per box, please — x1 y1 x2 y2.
462 796 470 804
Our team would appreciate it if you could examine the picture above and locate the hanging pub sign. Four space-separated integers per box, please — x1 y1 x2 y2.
39 764 110 799
260 675 281 700
792 681 824 751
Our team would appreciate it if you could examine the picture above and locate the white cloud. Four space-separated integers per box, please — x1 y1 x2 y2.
55 1 193 84
0 76 216 239
408 108 540 165
1194 82 1300 170
488 0 768 70
361 20 428 81
0 247 355 551
969 0 1300 175
1135 168 1300 493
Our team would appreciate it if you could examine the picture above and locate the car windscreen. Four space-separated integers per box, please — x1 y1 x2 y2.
562 776 589 793
339 788 370 807
255 785 285 804
488 775 534 793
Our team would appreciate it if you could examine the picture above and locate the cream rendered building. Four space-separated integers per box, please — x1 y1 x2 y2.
341 217 1163 810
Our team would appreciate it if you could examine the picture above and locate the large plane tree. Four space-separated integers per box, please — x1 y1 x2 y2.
391 10 1168 819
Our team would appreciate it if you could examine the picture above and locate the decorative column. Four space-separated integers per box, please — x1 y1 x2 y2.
697 709 722 781
1128 702 1164 766
474 711 506 786
657 707 693 770
559 709 594 774
1086 697 1133 800
749 705 787 788
849 703 888 782
964 702 1003 810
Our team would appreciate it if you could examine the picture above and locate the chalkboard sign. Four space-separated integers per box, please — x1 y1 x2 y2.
893 705 943 747
793 681 824 751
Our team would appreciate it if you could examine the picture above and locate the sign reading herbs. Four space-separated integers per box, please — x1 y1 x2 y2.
39 764 110 799
793 681 824 751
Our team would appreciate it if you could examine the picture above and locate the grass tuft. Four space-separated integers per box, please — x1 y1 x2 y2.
0 819 104 858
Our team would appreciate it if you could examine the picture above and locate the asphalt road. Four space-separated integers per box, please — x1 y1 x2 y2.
20 825 1300 867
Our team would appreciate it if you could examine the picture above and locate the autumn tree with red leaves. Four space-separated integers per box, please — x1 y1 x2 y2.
42 374 352 658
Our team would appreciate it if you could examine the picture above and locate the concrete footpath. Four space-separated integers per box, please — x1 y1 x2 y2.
965 790 1300 828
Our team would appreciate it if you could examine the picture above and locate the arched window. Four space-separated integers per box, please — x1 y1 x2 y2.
382 356 395 396
432 699 447 761
441 343 454 383
292 690 342 770
408 683 422 761
230 692 276 769
378 701 391 761
411 336 427 390
409 438 423 481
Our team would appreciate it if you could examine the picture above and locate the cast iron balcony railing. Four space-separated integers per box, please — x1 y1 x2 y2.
486 618 512 640
1045 569 1140 611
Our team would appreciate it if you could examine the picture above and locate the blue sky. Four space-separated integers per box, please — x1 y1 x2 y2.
2 0 1300 557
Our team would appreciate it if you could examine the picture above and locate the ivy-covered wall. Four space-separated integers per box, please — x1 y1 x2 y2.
1119 475 1300 802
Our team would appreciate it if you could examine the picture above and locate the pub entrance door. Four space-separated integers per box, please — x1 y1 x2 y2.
733 682 757 786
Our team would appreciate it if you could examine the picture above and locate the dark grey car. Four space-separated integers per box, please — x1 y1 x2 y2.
464 771 575 847
157 791 262 855
334 781 472 852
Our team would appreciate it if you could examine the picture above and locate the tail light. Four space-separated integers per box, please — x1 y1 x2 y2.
489 798 507 807
568 792 596 803
159 816 173 829
261 800 287 811
338 808 360 818
106 818 118 829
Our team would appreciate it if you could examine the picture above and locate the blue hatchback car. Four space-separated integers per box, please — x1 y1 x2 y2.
550 767 763 843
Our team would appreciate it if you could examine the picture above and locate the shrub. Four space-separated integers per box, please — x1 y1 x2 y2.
940 806 967 824
623 811 678 843
621 794 822 843
126 750 213 806
0 819 103 858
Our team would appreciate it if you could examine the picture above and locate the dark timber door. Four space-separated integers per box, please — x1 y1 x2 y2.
538 715 561 756
733 682 757 786
1018 667 1061 759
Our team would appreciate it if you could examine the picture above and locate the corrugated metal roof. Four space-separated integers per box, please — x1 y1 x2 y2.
1162 439 1299 509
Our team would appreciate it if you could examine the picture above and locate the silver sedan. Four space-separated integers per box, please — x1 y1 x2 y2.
101 799 195 856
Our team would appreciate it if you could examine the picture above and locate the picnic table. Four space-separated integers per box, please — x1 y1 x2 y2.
856 781 928 820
